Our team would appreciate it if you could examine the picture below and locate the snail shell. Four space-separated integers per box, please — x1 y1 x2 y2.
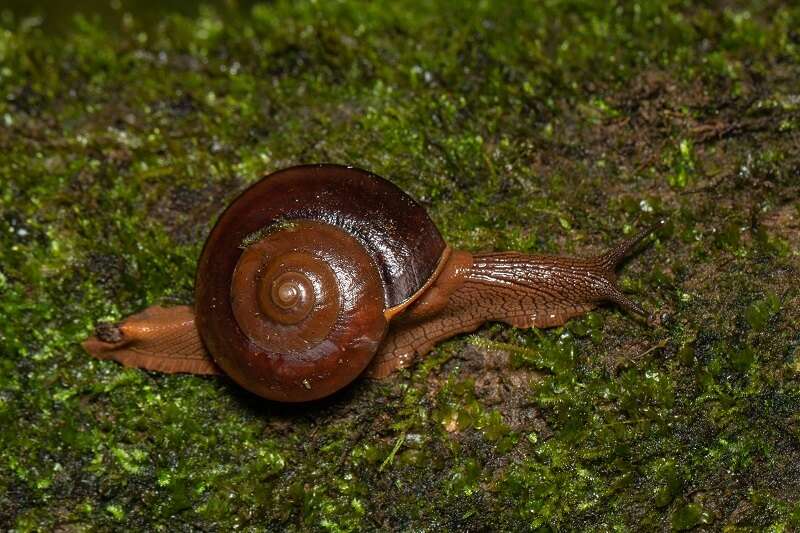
194 165 446 401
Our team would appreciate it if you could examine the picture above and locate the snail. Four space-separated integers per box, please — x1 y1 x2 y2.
83 164 663 402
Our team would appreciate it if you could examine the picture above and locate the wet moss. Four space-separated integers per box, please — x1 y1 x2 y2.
2 0 800 530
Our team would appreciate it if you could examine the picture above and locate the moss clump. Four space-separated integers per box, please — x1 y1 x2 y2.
2 0 800 530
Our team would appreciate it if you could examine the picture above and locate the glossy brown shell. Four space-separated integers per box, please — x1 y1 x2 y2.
194 164 446 402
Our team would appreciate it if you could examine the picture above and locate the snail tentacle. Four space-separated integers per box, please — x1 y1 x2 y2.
596 218 666 270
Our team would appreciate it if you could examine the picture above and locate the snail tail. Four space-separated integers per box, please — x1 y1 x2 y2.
82 305 221 375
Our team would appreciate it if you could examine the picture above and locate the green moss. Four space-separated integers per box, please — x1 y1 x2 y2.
671 502 710 531
745 292 781 331
665 139 696 189
2 0 800 530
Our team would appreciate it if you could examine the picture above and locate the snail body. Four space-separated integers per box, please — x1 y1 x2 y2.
84 164 660 402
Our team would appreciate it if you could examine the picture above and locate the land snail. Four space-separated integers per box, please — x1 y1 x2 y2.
83 164 664 402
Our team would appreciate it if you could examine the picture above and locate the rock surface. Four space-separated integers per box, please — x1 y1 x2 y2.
1 1 799 530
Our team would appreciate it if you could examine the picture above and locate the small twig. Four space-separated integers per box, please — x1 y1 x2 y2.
679 169 734 195
469 337 541 359
636 339 668 359
619 338 668 366
379 433 406 472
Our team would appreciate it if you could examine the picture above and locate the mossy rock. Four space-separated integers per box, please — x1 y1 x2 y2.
2 1 800 530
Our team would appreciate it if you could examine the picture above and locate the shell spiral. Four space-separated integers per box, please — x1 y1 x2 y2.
194 165 446 402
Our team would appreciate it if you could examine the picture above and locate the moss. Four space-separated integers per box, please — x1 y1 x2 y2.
2 0 800 530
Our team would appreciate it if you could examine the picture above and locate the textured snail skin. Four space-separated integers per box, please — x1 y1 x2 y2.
82 164 660 402
365 236 653 378
81 305 220 375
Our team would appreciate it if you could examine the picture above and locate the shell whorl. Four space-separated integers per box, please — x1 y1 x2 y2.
194 165 446 402
229 220 385 385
